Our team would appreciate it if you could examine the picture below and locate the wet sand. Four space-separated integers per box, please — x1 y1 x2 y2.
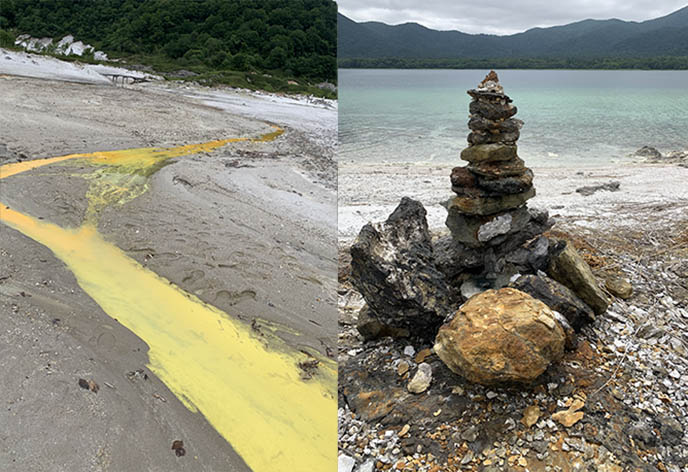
0 74 337 471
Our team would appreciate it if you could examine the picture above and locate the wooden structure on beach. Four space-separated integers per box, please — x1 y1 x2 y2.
103 74 149 86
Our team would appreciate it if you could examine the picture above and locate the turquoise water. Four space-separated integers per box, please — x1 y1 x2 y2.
338 69 688 166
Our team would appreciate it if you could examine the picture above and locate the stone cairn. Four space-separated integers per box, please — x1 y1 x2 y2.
350 71 610 385
442 70 549 294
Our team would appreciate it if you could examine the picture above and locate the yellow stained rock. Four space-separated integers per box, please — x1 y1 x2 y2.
521 405 541 428
415 348 432 363
552 398 585 427
569 398 585 412
434 288 565 385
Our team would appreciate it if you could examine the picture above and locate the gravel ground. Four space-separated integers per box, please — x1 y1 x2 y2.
338 163 688 472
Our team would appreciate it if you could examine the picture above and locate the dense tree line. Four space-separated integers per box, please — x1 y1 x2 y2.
338 56 688 71
0 0 337 80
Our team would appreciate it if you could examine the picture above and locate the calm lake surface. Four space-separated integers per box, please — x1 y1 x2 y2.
338 69 688 167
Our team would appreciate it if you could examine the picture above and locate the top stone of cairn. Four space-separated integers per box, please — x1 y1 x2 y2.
476 70 503 94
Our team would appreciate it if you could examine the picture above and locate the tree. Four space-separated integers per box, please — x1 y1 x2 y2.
0 29 14 47
3 0 338 80
267 46 287 69
232 52 251 71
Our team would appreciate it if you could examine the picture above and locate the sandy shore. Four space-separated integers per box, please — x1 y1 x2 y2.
339 162 688 242
0 67 336 470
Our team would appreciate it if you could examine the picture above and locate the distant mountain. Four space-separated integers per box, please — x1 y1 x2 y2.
338 6 688 60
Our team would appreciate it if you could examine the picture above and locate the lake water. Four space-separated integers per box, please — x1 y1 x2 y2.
338 69 688 167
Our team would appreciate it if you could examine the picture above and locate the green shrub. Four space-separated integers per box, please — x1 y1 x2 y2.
0 28 15 48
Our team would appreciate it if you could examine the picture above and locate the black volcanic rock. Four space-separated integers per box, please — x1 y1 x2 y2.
350 197 453 335
510 274 596 330
475 169 534 194
433 236 483 279
467 89 512 102
356 304 410 340
468 116 523 134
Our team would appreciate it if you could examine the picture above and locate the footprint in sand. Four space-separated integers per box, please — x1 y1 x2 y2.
96 331 116 350
89 325 116 351
181 269 205 285
214 289 257 306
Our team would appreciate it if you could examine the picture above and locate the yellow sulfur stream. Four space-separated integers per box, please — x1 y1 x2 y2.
0 128 282 180
0 127 337 472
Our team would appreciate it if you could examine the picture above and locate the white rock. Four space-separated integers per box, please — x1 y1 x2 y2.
407 363 432 394
477 213 512 242
357 460 375 472
338 454 356 472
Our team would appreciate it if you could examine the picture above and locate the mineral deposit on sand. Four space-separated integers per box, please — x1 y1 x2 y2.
0 69 337 471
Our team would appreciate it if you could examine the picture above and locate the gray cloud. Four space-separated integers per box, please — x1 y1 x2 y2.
337 0 688 35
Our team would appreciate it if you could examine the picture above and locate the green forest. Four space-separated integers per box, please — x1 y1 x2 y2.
338 56 688 71
338 9 688 71
0 0 337 95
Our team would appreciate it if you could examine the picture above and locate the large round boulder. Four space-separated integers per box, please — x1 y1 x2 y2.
434 288 565 385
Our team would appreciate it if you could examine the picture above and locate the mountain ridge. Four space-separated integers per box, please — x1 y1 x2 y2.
338 7 688 61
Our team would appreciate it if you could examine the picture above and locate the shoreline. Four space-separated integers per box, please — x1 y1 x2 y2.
338 161 688 243
338 66 688 71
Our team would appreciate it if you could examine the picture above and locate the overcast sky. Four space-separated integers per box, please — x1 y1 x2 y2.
337 1 688 35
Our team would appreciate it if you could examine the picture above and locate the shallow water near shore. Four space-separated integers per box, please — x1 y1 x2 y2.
0 133 337 472
339 69 688 167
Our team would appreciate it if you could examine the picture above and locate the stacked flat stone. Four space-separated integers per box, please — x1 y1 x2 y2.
438 71 556 292
445 71 539 249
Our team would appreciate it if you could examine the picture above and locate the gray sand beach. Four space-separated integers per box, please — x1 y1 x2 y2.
1 60 336 471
